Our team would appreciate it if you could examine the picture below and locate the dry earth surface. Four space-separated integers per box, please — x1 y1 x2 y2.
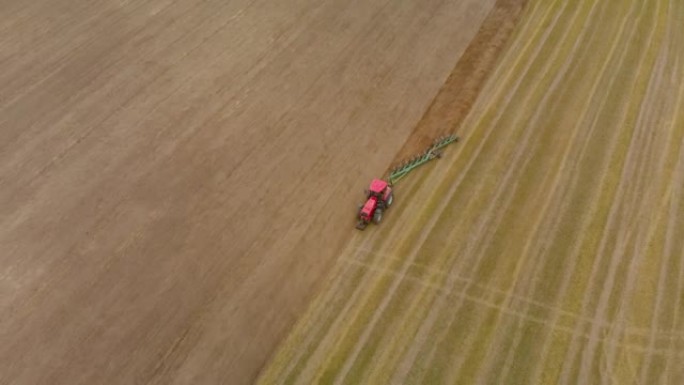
260 0 684 384
0 0 496 384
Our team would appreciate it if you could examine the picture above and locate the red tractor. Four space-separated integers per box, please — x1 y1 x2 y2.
356 179 393 230
353 134 459 231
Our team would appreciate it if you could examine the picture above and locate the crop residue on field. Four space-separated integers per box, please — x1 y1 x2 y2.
258 0 684 383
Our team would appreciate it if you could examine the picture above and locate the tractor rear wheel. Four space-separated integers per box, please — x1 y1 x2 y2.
373 209 383 224
386 194 393 207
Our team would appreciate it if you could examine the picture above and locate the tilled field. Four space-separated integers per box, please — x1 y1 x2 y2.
0 0 495 384
259 0 684 384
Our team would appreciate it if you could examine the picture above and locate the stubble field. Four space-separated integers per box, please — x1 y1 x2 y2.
259 1 684 384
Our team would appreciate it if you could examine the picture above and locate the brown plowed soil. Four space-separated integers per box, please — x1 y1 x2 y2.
391 0 528 165
0 1 503 384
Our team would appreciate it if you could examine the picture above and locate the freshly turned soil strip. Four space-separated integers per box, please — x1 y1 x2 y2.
390 0 529 167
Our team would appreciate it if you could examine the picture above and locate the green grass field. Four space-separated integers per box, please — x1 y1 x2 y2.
258 0 684 383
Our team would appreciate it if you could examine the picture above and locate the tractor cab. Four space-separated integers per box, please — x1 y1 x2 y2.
368 178 392 205
368 179 389 198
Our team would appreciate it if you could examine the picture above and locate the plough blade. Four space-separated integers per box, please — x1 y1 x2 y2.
388 134 459 185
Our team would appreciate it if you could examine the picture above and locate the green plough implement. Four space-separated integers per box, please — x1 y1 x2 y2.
388 134 459 185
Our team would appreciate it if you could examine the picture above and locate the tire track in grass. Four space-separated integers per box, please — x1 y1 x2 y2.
559 14 656 385
446 1 619 382
661 71 684 385
658 36 684 380
658 15 684 382
319 131 498 383
417 9 586 385
448 0 652 380
596 13 674 379
603 53 673 385
337 256 684 357
357 121 538 384
649 47 684 383
471 0 628 382
261 173 429 384
527 0 659 382
507 23 636 385
395 2 590 382
502 0 648 379
345 249 684 340
554 0 663 382
358 185 504 384
532 0 653 380
632 141 683 385
423 20 592 385
276 175 429 380
572 1 666 381
302 111 478 380
606 8 683 380
366 127 568 384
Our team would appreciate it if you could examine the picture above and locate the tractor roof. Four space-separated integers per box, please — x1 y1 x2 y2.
369 179 388 193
